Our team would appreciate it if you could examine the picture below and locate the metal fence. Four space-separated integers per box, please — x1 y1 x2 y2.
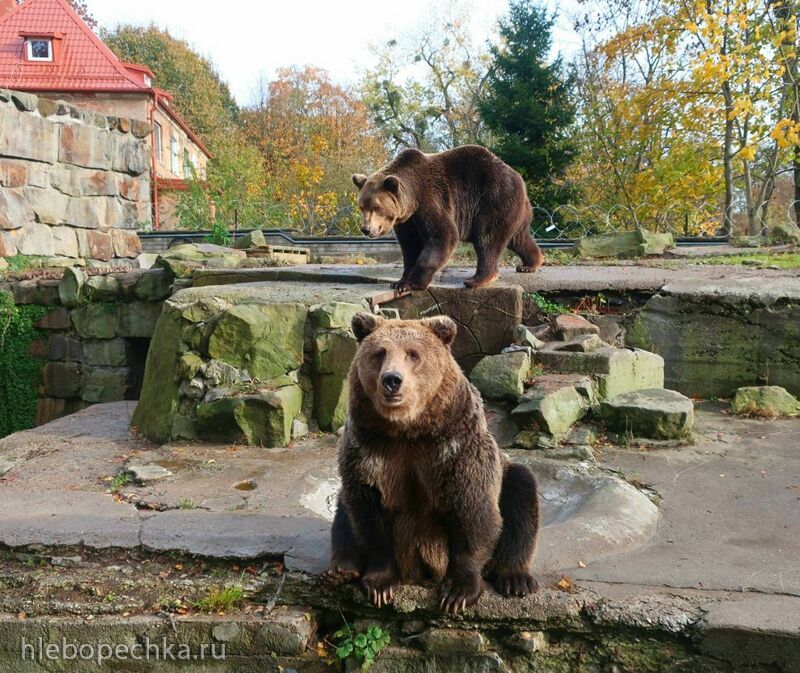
163 199 800 241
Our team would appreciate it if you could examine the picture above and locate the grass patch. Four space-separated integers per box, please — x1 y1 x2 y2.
193 583 245 613
681 252 800 269
525 292 569 315
730 399 780 419
109 472 133 493
178 497 196 510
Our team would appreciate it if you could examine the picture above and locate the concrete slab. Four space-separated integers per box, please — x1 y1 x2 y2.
192 262 800 295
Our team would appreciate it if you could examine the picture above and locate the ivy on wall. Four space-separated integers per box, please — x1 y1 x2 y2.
0 292 49 438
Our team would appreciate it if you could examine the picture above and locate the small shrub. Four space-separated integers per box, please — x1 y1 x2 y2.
110 472 133 493
333 624 390 672
204 221 232 247
526 292 568 315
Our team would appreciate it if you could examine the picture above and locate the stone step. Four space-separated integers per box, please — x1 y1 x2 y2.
600 388 695 440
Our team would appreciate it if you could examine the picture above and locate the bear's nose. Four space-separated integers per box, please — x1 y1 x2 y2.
381 371 403 394
360 225 371 236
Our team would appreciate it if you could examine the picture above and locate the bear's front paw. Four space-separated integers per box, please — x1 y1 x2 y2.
390 279 408 290
320 562 362 588
362 568 400 608
488 569 539 597
439 573 484 614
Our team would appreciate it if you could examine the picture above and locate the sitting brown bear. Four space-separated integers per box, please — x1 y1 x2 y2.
353 145 544 291
323 313 540 613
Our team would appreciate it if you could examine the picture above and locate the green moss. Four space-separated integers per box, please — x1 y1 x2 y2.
0 292 49 438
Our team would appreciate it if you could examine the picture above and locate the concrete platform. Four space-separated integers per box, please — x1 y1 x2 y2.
0 402 799 670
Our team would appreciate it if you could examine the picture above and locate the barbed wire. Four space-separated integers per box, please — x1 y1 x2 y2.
174 199 799 240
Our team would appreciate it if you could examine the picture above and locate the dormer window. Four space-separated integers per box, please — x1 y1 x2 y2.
26 38 52 61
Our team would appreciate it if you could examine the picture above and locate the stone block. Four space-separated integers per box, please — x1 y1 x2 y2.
58 266 87 307
133 269 172 301
0 188 35 230
233 229 267 249
10 221 54 256
312 301 363 330
76 229 113 261
42 361 82 398
112 137 149 176
554 314 600 341
419 628 487 654
58 123 112 170
131 119 153 139
196 385 303 447
49 166 83 197
512 374 591 435
35 397 66 426
86 274 121 301
81 170 117 196
117 176 142 201
24 186 67 225
0 103 58 163
10 92 37 111
64 195 103 228
51 226 79 258
71 303 119 339
0 160 28 188
0 231 17 257
117 302 162 338
313 328 357 430
37 97 58 117
469 351 531 401
600 388 694 440
111 228 142 257
535 346 664 400
48 334 82 361
35 307 70 330
81 366 130 403
208 303 307 380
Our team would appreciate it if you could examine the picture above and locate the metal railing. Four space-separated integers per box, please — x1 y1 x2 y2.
157 199 800 241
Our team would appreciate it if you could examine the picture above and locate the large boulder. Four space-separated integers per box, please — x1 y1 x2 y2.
600 388 694 440
576 230 674 258
730 386 800 418
233 229 267 249
469 351 531 401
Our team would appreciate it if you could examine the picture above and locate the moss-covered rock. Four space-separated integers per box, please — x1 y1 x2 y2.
512 377 589 435
208 303 307 380
731 385 800 418
233 229 267 249
71 302 118 339
469 351 531 401
313 328 357 431
768 223 800 246
195 384 302 446
576 230 674 258
600 388 694 439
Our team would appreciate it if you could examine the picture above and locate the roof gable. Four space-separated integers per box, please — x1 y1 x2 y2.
0 0 149 91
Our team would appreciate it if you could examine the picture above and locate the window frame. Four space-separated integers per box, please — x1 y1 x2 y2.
153 121 163 161
26 38 53 62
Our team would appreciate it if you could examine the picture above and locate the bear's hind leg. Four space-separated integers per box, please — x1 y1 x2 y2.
486 463 540 597
508 225 544 274
321 497 365 587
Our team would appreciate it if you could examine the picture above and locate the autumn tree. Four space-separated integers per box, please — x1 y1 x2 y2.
480 0 577 212
361 0 491 151
102 25 239 144
241 66 388 233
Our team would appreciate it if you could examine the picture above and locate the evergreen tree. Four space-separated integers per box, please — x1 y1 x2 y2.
480 1 576 214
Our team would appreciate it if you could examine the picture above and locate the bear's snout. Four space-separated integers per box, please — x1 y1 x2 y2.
381 371 403 395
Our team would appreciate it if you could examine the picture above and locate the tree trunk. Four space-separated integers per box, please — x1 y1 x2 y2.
722 82 735 235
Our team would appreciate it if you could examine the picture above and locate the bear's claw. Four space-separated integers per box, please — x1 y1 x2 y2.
516 263 542 274
361 569 400 608
488 570 539 597
439 576 484 614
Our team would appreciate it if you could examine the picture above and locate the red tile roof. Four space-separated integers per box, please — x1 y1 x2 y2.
0 0 149 91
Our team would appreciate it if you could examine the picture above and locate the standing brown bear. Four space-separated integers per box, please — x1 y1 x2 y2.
353 145 544 291
323 313 540 613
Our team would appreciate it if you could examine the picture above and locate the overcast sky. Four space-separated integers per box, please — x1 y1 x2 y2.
87 0 582 106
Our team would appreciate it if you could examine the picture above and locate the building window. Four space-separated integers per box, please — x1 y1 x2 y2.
26 38 53 61
153 122 163 161
170 136 180 176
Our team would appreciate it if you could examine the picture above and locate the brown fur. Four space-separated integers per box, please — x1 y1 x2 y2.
352 145 545 291
323 313 540 613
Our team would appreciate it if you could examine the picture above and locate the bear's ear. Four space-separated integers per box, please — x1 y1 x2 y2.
352 312 383 342
383 175 400 194
352 174 368 190
424 316 457 346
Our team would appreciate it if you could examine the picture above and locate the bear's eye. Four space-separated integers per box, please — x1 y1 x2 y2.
407 348 420 362
374 347 387 360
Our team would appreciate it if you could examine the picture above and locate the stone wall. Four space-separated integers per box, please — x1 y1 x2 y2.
0 268 170 430
0 89 151 265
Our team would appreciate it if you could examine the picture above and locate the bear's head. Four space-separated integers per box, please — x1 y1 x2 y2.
352 173 406 238
350 312 458 423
